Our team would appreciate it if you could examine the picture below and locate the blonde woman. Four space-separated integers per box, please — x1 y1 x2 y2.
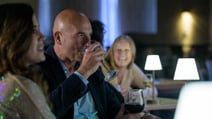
102 35 157 98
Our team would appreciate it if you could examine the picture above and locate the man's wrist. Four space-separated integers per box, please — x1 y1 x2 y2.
74 71 89 85
76 68 89 79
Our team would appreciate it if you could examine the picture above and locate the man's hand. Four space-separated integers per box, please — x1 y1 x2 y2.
77 42 105 79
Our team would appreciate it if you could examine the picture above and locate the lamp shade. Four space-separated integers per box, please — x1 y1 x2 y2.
174 58 199 80
174 82 212 119
144 55 162 71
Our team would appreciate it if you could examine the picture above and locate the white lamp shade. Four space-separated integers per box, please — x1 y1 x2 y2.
174 82 212 119
174 58 199 80
144 55 162 71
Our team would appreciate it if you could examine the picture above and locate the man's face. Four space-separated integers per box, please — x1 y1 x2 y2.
59 18 92 62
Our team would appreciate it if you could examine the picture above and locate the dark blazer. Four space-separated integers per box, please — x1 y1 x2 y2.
38 45 123 119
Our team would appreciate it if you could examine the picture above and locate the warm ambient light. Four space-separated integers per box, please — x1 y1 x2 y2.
144 55 162 103
177 11 195 57
174 58 199 80
181 11 193 34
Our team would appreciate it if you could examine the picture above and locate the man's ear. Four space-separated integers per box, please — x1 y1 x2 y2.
54 31 62 45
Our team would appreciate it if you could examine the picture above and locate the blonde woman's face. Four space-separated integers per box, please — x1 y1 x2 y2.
25 14 45 66
113 39 132 68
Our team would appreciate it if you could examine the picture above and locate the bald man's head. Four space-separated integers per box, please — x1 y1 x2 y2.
52 9 92 62
53 9 90 35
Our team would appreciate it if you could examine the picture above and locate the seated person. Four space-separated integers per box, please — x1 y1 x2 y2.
37 9 159 119
102 35 158 99
0 3 56 119
91 22 160 118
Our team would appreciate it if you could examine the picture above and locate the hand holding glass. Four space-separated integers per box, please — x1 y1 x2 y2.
80 40 117 81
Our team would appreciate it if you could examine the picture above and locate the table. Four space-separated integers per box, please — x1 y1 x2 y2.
144 97 178 111
144 79 183 111
155 79 186 91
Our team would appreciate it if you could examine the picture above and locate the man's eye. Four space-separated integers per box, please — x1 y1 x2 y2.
79 33 86 37
80 35 85 38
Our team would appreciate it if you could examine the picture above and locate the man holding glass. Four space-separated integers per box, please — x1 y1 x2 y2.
38 9 159 119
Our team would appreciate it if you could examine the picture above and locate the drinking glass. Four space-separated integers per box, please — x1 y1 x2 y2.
80 40 117 81
124 89 145 113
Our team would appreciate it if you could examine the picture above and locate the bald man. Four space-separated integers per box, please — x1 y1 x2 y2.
38 9 147 119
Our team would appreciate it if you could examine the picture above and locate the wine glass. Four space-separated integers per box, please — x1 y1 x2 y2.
124 89 145 113
80 40 117 81
102 63 117 81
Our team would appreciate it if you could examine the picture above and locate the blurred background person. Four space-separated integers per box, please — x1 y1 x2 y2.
0 3 56 119
91 20 105 46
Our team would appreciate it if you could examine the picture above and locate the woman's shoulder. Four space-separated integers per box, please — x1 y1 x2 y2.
132 63 145 74
14 74 46 100
0 73 40 102
0 73 21 103
1 73 56 118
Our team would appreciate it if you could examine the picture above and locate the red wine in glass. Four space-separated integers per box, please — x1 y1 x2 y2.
124 89 145 113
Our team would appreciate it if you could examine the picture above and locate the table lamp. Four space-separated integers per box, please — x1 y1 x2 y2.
144 55 162 103
174 82 212 119
174 58 199 80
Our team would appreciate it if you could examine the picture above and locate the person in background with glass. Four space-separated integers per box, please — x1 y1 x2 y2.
0 3 56 119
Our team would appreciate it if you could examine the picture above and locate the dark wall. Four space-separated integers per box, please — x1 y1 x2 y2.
130 0 211 79
130 0 210 45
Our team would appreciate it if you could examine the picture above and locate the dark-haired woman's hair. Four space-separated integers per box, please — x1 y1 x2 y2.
0 3 34 75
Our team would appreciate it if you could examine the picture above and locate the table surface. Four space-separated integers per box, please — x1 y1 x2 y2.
143 79 183 111
155 79 186 91
144 97 178 111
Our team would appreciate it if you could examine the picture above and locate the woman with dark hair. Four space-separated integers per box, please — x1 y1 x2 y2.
0 3 56 119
